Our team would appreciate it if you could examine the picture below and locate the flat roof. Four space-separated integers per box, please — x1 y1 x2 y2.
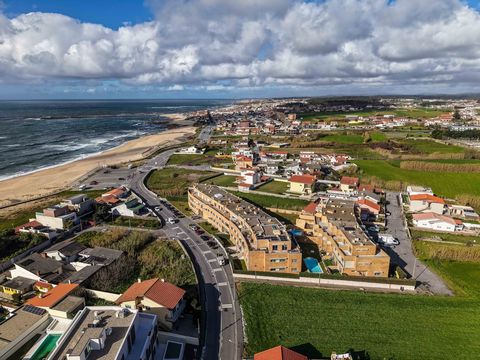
0 306 48 350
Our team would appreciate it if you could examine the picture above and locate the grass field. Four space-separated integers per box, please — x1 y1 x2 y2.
355 160 480 198
411 229 480 244
239 276 480 359
255 181 289 194
146 168 215 197
202 174 237 187
319 133 364 144
232 191 309 211
399 139 465 154
301 108 446 122
166 148 232 167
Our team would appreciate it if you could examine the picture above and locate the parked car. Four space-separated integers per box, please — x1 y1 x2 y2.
201 235 210 241
217 254 227 266
378 233 399 246
89 180 98 185
154 206 161 212
368 226 379 232
167 218 177 224
195 229 204 235
207 241 218 249
189 224 198 231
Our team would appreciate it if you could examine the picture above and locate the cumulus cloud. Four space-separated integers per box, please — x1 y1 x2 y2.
1 0 480 93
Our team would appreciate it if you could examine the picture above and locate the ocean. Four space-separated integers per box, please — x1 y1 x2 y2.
0 99 231 181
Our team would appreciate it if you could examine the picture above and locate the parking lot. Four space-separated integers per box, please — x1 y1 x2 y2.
77 167 135 190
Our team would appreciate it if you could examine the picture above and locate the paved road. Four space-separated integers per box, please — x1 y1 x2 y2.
128 127 243 360
385 192 453 295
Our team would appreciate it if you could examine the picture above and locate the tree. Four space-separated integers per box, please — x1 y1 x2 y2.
453 109 461 121
93 204 110 223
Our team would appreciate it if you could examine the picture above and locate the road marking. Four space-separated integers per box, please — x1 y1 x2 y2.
207 258 217 263
220 303 232 309
171 226 180 230
176 231 186 235
212 268 222 272
217 282 228 286
202 250 211 255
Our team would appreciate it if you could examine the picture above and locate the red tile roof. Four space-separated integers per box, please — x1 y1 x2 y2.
410 194 445 204
106 188 126 197
95 195 121 205
27 283 79 308
15 220 44 232
357 198 381 213
254 346 308 360
412 212 456 225
303 202 318 214
289 174 316 185
340 176 359 186
116 278 185 310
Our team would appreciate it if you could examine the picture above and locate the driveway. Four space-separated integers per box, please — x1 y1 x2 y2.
384 192 453 296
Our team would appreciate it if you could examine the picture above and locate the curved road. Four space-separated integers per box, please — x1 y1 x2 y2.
129 126 243 360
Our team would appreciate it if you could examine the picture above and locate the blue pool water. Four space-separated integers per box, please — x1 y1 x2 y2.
304 257 323 273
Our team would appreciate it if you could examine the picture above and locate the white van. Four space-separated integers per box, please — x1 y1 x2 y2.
378 234 399 246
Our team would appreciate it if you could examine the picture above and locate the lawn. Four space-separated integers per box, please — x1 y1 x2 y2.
232 191 309 211
146 168 216 197
318 133 364 144
301 108 446 122
166 148 233 167
239 279 480 359
202 174 237 187
411 229 480 245
399 139 465 154
255 181 289 194
355 160 480 198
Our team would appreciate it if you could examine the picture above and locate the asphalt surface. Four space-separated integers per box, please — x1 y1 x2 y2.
128 125 243 360
384 192 453 295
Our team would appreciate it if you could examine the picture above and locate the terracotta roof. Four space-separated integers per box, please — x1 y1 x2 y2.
358 183 374 192
412 212 457 225
15 220 44 232
27 283 79 308
116 278 185 310
105 188 126 197
289 174 316 185
303 202 318 214
410 194 445 204
357 198 381 212
95 195 121 205
340 176 359 186
34 281 52 289
254 346 308 360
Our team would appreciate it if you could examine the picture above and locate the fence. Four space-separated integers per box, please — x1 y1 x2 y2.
84 288 121 302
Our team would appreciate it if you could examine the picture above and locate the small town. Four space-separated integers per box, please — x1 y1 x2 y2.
1 95 480 360
1 1 480 359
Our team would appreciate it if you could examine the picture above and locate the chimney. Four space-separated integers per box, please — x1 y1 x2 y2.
137 278 142 283
161 278 165 282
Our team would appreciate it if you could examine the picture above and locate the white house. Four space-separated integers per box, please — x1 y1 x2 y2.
406 185 434 197
412 212 463 232
35 206 79 231
409 194 445 214
112 198 146 217
175 145 205 154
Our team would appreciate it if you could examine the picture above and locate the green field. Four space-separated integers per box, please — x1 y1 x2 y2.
146 168 215 197
301 108 446 122
399 139 465 154
239 273 480 359
319 133 364 144
411 229 480 245
232 191 309 211
255 181 289 194
355 160 480 198
202 174 237 187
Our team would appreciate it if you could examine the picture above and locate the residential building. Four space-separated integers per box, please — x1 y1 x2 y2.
288 174 316 195
409 194 445 214
60 194 94 215
175 145 205 154
339 176 359 194
112 198 146 217
188 184 302 273
26 283 82 318
296 199 390 277
48 306 158 360
0 305 51 359
15 220 57 240
447 205 479 219
406 185 434 197
0 276 36 301
116 278 186 330
234 155 254 170
10 253 65 283
254 345 307 360
412 212 464 232
356 198 381 217
95 187 129 206
35 205 79 231
44 240 87 262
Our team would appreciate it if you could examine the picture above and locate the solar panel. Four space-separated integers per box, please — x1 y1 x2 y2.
23 305 47 316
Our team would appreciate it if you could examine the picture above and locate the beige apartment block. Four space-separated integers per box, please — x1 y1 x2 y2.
296 199 390 277
188 184 302 273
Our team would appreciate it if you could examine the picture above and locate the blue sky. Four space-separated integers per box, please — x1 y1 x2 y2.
1 0 480 99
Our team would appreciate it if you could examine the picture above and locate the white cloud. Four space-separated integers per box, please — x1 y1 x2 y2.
1 0 480 93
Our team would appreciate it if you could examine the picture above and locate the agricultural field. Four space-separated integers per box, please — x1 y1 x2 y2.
399 139 465 154
318 133 364 144
301 108 446 122
354 159 480 198
255 180 289 194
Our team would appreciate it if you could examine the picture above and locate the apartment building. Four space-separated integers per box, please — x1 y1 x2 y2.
48 306 158 360
296 199 390 277
188 184 302 273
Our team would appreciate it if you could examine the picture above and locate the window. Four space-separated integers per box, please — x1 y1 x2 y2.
282 245 287 251
292 259 297 263
374 272 381 276
272 245 278 251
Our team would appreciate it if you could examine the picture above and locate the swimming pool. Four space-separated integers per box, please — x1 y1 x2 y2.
304 257 323 273
29 334 61 360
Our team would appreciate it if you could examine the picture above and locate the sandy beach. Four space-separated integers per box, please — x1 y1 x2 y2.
0 125 196 207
